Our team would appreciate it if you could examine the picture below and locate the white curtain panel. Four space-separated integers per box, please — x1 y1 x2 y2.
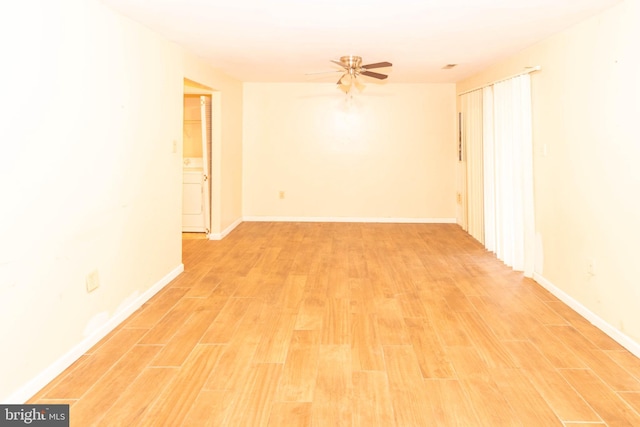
461 89 484 244
488 75 535 277
482 86 496 254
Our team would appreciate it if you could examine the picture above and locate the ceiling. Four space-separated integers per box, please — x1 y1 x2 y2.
101 0 622 84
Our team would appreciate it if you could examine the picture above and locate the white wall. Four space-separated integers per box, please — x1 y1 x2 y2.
457 0 640 349
0 0 243 401
243 83 456 221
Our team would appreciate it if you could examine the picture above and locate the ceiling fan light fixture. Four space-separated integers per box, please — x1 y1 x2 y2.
325 55 392 93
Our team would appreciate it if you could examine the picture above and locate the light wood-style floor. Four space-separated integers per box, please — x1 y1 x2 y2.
30 222 640 426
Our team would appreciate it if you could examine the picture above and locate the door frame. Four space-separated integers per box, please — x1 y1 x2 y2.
183 79 220 239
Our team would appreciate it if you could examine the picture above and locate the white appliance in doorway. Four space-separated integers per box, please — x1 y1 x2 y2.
182 95 211 234
182 158 206 232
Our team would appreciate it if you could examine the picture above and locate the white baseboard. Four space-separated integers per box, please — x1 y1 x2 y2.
242 216 457 224
533 272 640 358
209 217 243 240
5 264 184 404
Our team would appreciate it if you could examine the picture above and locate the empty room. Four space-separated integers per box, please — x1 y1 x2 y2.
1 0 640 425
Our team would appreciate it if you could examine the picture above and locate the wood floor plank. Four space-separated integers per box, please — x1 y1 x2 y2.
183 269 223 298
456 310 516 369
275 329 321 402
138 296 209 345
525 324 588 369
604 350 640 381
208 273 244 297
27 356 90 402
253 311 298 363
276 274 307 311
350 313 385 371
442 283 477 312
320 298 351 345
502 287 568 326
351 370 396 427
459 376 521 426
267 402 312 427
347 246 369 279
490 368 563 426
563 423 606 427
69 345 161 425
326 269 350 299
349 277 383 315
203 341 258 392
293 276 327 330
422 379 480 426
137 344 226 427
618 391 640 415
383 345 436 426
466 295 535 341
548 325 640 391
545 301 627 350
502 340 600 422
425 302 473 347
40 328 148 399
446 344 491 379
375 298 411 345
405 317 455 379
311 345 352 427
180 390 234 427
230 298 269 347
151 307 225 367
225 363 283 427
200 297 254 343
123 287 190 328
96 367 178 427
239 273 289 304
560 369 640 426
397 291 428 318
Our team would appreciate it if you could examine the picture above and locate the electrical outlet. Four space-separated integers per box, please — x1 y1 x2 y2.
456 193 462 204
279 191 285 199
86 270 100 293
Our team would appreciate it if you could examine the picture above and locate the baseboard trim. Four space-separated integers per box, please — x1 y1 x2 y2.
5 264 184 404
533 272 640 358
242 216 457 224
209 217 243 240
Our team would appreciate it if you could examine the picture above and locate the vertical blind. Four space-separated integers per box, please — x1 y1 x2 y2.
460 89 484 244
461 73 535 277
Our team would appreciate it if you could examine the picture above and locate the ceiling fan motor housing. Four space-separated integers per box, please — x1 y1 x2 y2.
340 55 363 73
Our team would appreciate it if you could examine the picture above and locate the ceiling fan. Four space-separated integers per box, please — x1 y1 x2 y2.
313 56 392 93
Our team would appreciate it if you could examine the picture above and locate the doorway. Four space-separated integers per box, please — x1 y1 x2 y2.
182 81 213 237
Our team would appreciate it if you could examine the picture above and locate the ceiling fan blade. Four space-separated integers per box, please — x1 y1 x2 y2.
331 59 348 69
362 61 392 69
361 70 388 80
306 70 343 76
